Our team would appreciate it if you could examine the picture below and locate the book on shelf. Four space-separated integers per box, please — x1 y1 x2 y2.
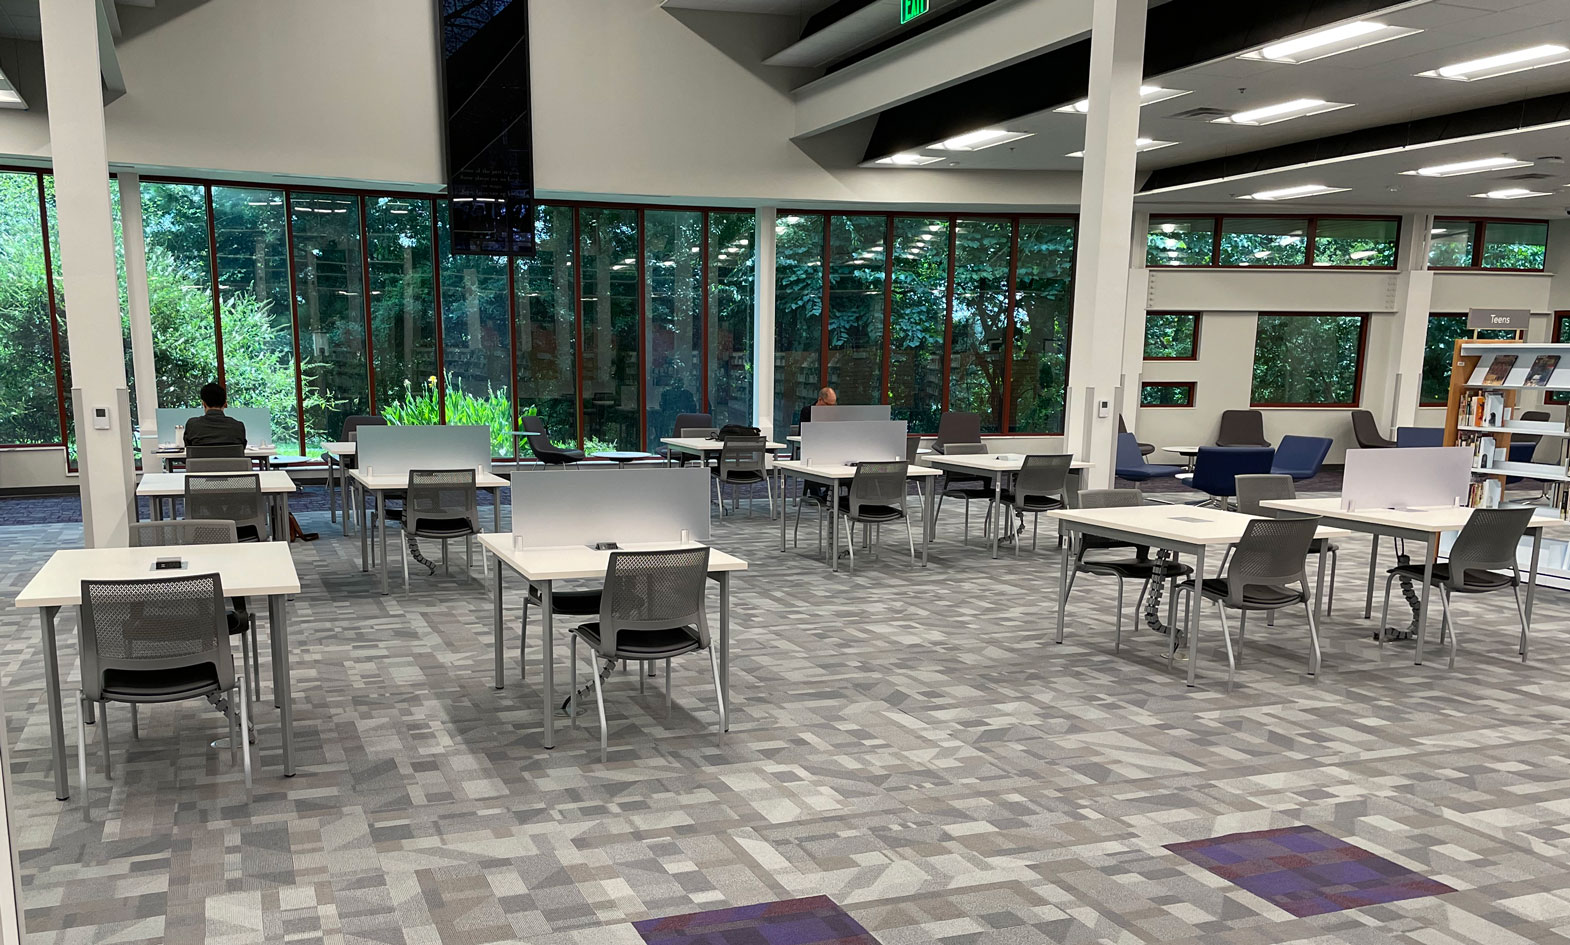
1481 354 1518 386
1524 354 1561 388
1466 477 1503 509
1464 392 1507 428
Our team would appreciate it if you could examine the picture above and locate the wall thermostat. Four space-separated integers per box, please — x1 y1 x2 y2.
92 407 110 430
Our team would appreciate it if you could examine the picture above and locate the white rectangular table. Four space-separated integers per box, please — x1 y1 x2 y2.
321 442 356 536
661 436 787 461
12 543 303 799
151 446 278 472
922 454 1093 558
1046 505 1349 687
479 535 747 749
136 470 297 541
1261 498 1561 664
773 460 942 571
351 469 508 594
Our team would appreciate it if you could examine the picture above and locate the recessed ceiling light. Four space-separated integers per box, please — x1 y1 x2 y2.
1055 85 1190 114
1472 187 1552 199
874 153 943 166
1238 183 1351 200
931 129 1033 151
1402 156 1533 177
1240 20 1421 64
1420 43 1570 81
1214 98 1352 126
1065 137 1177 158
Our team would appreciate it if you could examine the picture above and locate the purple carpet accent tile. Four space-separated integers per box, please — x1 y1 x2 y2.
1166 825 1456 918
633 895 880 945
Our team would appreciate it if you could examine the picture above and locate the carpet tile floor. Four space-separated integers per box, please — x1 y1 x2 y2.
1 496 1569 944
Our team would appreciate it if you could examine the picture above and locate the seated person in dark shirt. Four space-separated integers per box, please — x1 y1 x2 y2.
798 386 836 425
182 382 248 449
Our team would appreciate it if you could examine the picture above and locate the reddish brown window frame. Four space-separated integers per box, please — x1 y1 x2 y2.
1140 381 1196 408
1249 312 1370 408
1146 213 1402 271
1427 216 1549 272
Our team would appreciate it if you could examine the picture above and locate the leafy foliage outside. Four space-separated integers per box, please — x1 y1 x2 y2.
1147 216 1402 268
1141 383 1193 407
1419 316 1514 405
1251 315 1365 405
379 374 616 456
1144 313 1196 359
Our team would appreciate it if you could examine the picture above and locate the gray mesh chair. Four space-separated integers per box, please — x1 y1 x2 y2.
76 573 251 808
1173 517 1323 689
400 469 485 588
665 413 713 465
840 461 914 573
184 473 269 542
1235 474 1338 615
931 412 981 453
1066 489 1193 651
128 520 261 711
1379 506 1535 668
712 436 772 518
998 454 1072 555
186 443 246 460
186 457 253 473
569 547 721 761
933 442 991 545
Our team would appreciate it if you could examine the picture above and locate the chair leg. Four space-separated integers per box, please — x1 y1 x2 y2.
639 658 646 695
570 635 579 727
443 539 450 576
1377 573 1397 648
1013 505 1021 558
1513 584 1529 661
401 527 410 589
793 495 804 547
242 632 255 715
962 499 969 546
1326 547 1338 616
1303 598 1322 677
1032 512 1039 552
904 512 916 566
100 702 111 780
520 598 530 675
843 515 856 574
248 614 261 696
227 686 239 766
131 703 139 741
708 646 727 744
1438 588 1459 670
1113 577 1125 653
666 659 673 719
239 676 252 790
590 649 609 763
1237 611 1247 665
1214 602 1236 691
76 692 90 809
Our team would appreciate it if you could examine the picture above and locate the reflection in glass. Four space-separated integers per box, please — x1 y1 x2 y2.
291 192 369 450
1147 217 1214 266
645 210 704 449
1011 218 1075 434
0 172 62 445
1251 314 1364 405
949 218 1010 433
366 198 439 431
825 215 886 406
1428 220 1476 267
515 205 576 453
1219 217 1308 266
1312 217 1397 267
438 200 515 458
1482 221 1548 270
773 213 824 441
579 208 640 450
888 218 947 434
141 182 218 412
708 212 755 429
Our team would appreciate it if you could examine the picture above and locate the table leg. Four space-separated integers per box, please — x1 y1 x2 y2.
327 455 337 527
377 491 389 595
493 486 502 533
719 570 730 728
359 481 369 572
778 472 788 552
1315 542 1328 617
149 494 161 522
343 460 354 537
1414 540 1435 665
540 579 555 749
279 494 290 543
1186 546 1205 687
38 607 68 800
1525 528 1542 634
921 478 933 567
1364 533 1378 619
269 594 295 776
991 474 1002 559
829 479 840 573
1055 532 1070 644
493 565 505 690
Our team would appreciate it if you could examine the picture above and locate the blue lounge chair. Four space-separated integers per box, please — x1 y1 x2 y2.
1182 446 1275 506
1115 433 1182 482
1270 435 1332 481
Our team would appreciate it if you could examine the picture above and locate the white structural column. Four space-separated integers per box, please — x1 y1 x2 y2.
1064 0 1149 488
753 206 777 437
1389 212 1435 430
118 173 160 437
40 0 135 547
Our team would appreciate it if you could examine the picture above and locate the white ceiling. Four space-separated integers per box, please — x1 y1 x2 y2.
0 0 40 39
871 0 1570 213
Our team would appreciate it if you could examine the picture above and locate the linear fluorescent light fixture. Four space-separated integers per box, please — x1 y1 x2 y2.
1471 187 1551 199
1402 156 1533 177
1239 20 1421 64
1238 183 1350 200
1055 85 1190 114
0 88 21 108
1066 138 1177 158
1214 98 1352 126
931 128 1032 151
874 152 943 166
1420 44 1570 81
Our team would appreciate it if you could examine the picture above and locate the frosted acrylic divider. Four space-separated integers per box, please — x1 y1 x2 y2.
799 420 908 465
808 405 892 422
354 425 492 477
155 407 274 446
510 466 711 548
1341 446 1472 511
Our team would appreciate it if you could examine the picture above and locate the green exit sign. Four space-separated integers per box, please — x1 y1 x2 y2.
900 0 929 24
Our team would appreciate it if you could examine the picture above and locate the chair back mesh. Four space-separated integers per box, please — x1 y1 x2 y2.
184 473 268 539
932 412 982 453
187 457 253 473
1447 506 1535 589
1234 474 1295 516
717 437 766 480
186 443 245 460
596 547 712 656
405 469 480 537
683 427 719 439
129 520 238 548
1014 455 1072 502
944 442 985 456
673 413 712 437
848 462 908 518
1224 517 1319 606
78 574 233 702
1074 488 1146 556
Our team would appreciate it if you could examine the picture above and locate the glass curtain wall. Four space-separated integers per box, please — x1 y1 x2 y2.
366 197 439 432
644 209 705 449
773 214 825 440
708 212 755 428
1010 218 1075 434
438 200 515 458
290 192 369 450
0 171 63 445
887 217 947 433
579 208 640 450
514 204 575 453
825 215 887 406
949 218 1011 433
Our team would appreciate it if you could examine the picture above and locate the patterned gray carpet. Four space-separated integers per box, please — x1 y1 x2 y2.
2 499 1569 944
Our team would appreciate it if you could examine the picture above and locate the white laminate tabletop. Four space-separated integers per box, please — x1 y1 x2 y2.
1163 445 1202 455
1046 504 1349 547
479 535 748 581
774 459 943 481
151 445 278 460
322 441 356 455
137 470 298 496
14 543 301 609
662 436 787 452
350 469 509 491
923 454 1093 474
1262 497 1565 533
